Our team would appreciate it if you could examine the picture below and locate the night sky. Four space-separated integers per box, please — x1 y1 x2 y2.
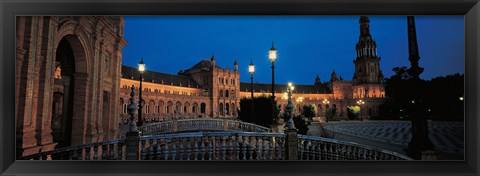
121 16 464 85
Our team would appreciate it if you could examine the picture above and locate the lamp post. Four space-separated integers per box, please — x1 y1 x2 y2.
269 42 277 122
249 60 255 122
138 58 146 127
323 99 330 123
285 82 296 130
357 99 365 121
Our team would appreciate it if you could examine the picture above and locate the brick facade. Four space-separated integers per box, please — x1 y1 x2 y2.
16 16 127 157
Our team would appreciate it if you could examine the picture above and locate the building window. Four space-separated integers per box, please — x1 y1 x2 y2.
201 103 206 114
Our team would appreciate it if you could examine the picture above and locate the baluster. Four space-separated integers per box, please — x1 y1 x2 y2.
228 135 234 160
214 136 220 160
163 138 170 160
365 150 371 160
171 138 177 160
179 138 184 160
102 145 107 160
280 138 285 160
336 144 341 160
186 137 192 160
141 140 146 160
249 136 254 160
255 136 261 160
274 137 280 160
298 140 304 160
314 141 320 160
149 139 154 160
221 136 227 160
109 144 115 160
68 150 74 160
194 137 199 160
156 138 162 160
200 137 206 160
307 140 313 160
235 135 240 160
93 146 98 160
241 135 247 160
262 137 267 160
85 147 91 160
329 143 334 160
77 148 83 160
207 136 213 160
310 140 315 160
346 145 352 160
118 143 123 160
268 137 273 160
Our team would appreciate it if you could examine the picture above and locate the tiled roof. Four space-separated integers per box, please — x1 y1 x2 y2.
185 59 222 72
121 65 199 88
239 82 331 94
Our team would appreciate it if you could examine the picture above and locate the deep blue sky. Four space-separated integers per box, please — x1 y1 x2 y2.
122 16 464 85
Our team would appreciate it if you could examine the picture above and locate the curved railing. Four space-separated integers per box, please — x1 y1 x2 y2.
20 131 411 160
297 135 412 160
19 139 126 160
138 118 271 136
138 132 285 160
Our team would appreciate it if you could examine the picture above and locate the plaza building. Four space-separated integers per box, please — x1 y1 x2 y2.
119 16 387 124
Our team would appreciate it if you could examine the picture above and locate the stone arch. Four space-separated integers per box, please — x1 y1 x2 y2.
148 100 155 114
53 34 90 147
158 100 165 114
184 102 191 114
56 21 92 75
192 102 198 114
219 103 224 116
231 103 236 116
175 101 182 114
167 101 173 114
225 103 230 116
200 102 206 114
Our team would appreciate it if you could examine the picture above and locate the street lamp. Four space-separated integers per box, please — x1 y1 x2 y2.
269 42 277 122
323 99 330 123
248 60 255 122
357 99 365 121
285 82 296 130
138 57 146 127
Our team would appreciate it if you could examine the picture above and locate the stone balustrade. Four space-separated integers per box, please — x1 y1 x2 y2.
18 139 126 160
137 118 271 136
19 131 411 160
297 135 412 160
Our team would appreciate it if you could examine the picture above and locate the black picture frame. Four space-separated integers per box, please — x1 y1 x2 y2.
1 0 478 176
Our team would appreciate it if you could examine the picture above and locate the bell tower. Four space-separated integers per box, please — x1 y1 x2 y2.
353 16 384 85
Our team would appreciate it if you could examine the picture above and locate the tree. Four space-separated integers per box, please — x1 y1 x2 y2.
347 106 360 120
301 104 317 120
238 96 280 128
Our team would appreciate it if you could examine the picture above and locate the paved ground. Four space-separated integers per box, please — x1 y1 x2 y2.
307 120 464 160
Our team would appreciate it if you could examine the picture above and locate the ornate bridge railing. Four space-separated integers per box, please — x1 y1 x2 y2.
296 135 411 160
18 139 126 160
137 118 271 136
19 131 411 160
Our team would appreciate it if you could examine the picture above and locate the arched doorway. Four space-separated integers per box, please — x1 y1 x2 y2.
51 34 90 148
52 37 77 148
